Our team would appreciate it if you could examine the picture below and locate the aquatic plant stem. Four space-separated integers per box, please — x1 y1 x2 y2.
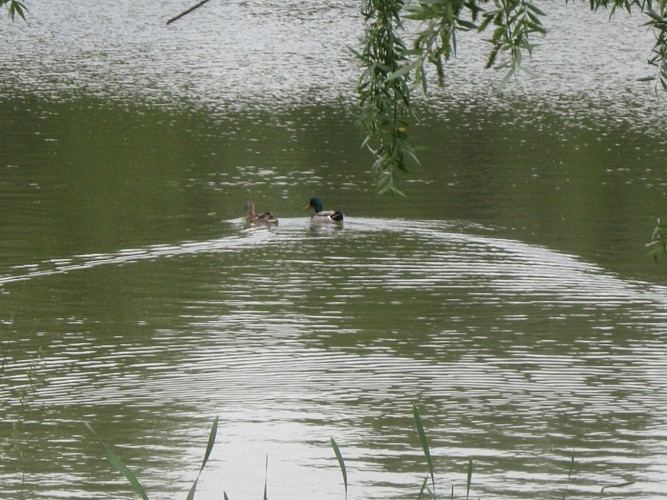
84 422 149 500
330 437 348 499
413 404 435 499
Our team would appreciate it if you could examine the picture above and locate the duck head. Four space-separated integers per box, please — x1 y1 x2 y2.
307 197 324 213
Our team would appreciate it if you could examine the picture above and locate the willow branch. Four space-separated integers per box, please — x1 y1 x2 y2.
167 0 212 25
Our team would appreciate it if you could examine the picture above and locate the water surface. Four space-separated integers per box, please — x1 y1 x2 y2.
2 1 667 499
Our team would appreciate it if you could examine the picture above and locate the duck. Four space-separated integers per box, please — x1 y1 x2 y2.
306 197 344 223
245 200 279 226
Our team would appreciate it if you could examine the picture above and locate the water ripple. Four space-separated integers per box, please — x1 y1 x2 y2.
3 218 667 498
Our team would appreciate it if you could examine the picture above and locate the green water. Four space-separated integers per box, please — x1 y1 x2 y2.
2 94 666 499
2 1 667 498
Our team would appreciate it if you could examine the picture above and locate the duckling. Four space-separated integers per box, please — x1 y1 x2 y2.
245 200 279 226
306 197 344 223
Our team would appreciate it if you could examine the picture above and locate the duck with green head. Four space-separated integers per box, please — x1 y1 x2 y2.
245 200 279 226
306 197 344 223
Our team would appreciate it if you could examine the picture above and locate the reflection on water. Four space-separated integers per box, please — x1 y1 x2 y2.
2 218 667 498
2 0 667 498
1 0 666 130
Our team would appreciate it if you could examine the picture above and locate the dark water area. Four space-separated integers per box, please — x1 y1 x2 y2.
3 95 665 283
2 0 667 498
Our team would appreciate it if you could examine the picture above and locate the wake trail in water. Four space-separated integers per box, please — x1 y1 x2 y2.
0 220 271 286
2 217 666 315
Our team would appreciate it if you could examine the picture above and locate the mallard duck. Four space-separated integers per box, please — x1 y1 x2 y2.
306 197 344 223
245 200 279 226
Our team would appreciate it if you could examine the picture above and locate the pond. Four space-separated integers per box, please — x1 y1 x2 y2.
1 0 667 498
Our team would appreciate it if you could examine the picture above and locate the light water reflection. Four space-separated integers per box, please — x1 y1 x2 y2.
3 218 667 498
2 0 667 129
2 0 667 498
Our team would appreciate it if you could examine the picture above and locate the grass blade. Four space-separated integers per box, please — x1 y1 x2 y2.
83 421 149 500
263 454 269 500
417 476 429 499
412 404 435 498
187 416 219 500
330 438 348 499
466 457 473 499
600 480 635 495
201 416 219 467
568 452 575 480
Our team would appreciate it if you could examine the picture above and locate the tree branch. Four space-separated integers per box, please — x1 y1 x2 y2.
167 0 212 25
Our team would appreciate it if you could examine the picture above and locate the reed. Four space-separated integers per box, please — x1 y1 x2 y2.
413 404 436 499
1 321 44 496
187 416 218 500
465 457 473 499
263 454 269 500
85 407 638 499
84 421 148 500
85 416 219 500
330 437 348 500
600 480 636 495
